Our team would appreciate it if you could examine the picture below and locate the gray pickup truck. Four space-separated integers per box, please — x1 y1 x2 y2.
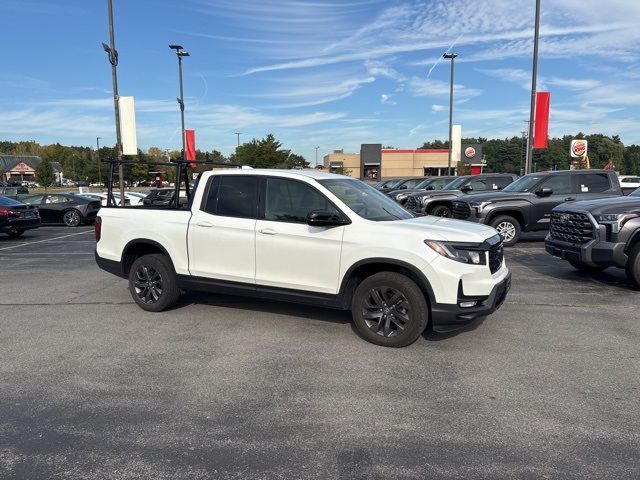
451 170 622 246
545 188 640 287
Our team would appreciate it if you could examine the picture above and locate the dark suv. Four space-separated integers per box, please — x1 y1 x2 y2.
404 174 518 217
387 176 456 206
451 170 622 246
545 187 640 286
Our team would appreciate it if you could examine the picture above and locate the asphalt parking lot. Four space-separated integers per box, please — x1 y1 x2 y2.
1 227 638 479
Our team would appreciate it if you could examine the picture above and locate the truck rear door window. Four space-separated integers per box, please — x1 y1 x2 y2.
202 176 258 219
579 173 611 193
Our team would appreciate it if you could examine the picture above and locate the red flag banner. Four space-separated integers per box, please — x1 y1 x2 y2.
533 92 550 149
185 129 196 164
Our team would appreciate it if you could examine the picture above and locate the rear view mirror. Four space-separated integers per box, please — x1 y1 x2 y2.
307 210 346 227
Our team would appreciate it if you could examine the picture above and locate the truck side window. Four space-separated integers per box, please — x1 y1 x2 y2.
579 173 611 193
540 175 572 195
468 178 487 191
265 178 337 223
202 176 258 219
492 177 513 190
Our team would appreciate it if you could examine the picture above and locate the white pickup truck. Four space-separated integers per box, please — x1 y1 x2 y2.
95 169 511 347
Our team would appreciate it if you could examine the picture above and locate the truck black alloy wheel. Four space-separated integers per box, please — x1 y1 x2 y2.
63 209 82 227
490 215 521 247
128 254 180 312
626 243 640 288
6 228 24 238
430 205 452 217
352 272 428 347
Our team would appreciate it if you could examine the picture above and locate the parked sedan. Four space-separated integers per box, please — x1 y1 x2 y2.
0 195 40 238
142 188 187 207
21 193 101 227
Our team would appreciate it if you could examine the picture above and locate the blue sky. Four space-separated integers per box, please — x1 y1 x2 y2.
1 0 639 164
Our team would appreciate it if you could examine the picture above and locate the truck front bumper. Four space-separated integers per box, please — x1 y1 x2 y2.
430 271 511 332
545 236 628 268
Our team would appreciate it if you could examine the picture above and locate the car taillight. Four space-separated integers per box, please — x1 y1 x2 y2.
95 216 102 242
0 209 10 217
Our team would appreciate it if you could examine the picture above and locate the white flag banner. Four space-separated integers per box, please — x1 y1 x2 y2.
119 96 138 155
451 124 462 164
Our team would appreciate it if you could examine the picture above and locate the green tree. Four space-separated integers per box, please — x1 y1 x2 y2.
35 158 55 190
229 133 303 169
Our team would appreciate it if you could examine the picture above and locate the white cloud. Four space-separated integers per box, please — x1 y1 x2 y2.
431 104 445 112
380 94 396 105
408 77 482 99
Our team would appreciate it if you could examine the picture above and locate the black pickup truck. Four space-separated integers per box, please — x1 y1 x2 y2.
404 173 518 217
545 188 640 286
451 170 622 246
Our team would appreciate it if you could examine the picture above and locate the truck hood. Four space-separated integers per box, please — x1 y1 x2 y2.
554 195 640 215
410 189 464 200
454 191 534 204
382 215 497 243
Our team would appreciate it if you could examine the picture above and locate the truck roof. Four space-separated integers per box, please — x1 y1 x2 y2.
204 169 352 180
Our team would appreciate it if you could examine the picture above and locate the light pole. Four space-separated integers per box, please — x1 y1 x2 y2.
169 44 189 161
101 0 125 206
519 130 527 177
525 0 541 175
96 137 102 187
444 52 457 176
315 146 319 166
234 132 242 149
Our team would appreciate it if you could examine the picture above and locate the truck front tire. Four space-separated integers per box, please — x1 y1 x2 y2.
128 253 180 312
490 215 521 246
430 205 452 218
626 243 640 288
351 272 428 347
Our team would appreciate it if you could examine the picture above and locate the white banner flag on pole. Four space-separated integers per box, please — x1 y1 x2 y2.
451 124 462 165
119 96 138 155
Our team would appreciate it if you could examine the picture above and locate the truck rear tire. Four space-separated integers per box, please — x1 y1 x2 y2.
490 215 521 246
351 272 428 347
128 253 180 312
626 243 640 288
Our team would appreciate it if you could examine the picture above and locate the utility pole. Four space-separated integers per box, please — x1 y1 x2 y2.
444 52 457 176
315 146 319 166
519 130 527 177
169 45 190 161
102 0 125 206
96 137 102 187
526 0 542 175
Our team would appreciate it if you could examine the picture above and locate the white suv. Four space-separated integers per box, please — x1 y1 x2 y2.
95 170 511 347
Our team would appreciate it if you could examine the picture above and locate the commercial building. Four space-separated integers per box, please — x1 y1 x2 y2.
0 155 63 183
323 143 484 180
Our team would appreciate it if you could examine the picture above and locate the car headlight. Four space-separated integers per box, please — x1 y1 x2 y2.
594 213 638 233
470 201 493 212
424 240 486 265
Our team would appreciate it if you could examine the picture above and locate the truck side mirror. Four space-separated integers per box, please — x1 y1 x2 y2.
461 185 473 192
535 187 553 196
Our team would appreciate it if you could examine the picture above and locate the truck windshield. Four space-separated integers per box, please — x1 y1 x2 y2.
502 175 545 192
631 188 640 197
319 179 414 221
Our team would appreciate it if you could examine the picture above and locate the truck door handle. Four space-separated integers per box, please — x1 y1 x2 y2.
259 228 277 235
564 197 576 201
196 221 213 228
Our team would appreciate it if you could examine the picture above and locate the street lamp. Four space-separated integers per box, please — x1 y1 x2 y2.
169 44 190 161
443 52 457 176
315 146 319 166
101 0 125 206
96 136 102 187
525 0 542 175
234 132 242 148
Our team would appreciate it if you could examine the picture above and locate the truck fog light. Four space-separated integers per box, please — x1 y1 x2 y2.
459 301 477 308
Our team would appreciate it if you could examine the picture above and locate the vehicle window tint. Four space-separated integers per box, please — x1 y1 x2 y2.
401 178 423 189
492 177 513 189
579 173 610 193
22 195 44 204
265 178 337 223
202 177 220 214
430 178 450 190
205 176 258 218
468 178 487 191
541 175 572 195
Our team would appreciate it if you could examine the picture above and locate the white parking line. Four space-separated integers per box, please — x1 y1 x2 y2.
0 231 94 251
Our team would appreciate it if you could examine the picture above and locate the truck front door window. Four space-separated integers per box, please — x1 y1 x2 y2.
265 178 338 223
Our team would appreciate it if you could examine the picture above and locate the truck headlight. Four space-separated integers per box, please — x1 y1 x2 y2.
594 213 638 233
395 193 408 201
470 201 493 212
424 240 486 265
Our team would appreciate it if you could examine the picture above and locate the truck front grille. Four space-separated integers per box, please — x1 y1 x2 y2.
488 241 504 274
549 211 595 244
452 201 471 219
405 196 420 211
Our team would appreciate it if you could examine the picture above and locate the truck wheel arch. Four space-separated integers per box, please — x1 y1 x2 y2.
625 227 640 254
338 259 436 310
121 239 176 277
486 209 526 231
426 200 452 214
